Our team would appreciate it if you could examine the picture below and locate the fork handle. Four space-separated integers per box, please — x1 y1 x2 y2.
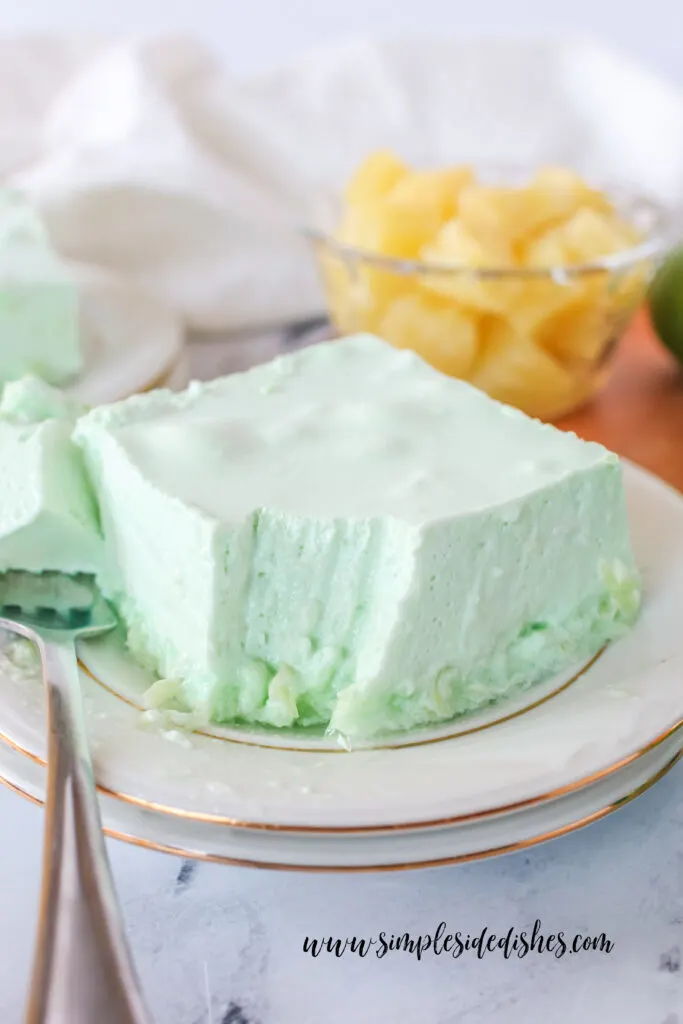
25 637 152 1024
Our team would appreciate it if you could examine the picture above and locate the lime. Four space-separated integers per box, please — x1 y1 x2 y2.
648 246 683 366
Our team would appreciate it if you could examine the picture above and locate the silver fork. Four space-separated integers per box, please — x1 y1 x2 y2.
0 571 152 1024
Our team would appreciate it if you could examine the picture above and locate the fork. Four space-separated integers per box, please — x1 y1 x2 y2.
0 571 152 1024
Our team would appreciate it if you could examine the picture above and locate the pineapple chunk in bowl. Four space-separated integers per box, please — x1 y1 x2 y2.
306 153 670 420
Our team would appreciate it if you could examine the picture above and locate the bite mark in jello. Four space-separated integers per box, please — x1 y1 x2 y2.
70 334 640 740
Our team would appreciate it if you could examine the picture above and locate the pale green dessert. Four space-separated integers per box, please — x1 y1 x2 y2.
0 190 81 387
74 335 640 739
0 377 102 575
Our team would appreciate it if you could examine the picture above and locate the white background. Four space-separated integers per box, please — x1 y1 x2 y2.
0 0 680 83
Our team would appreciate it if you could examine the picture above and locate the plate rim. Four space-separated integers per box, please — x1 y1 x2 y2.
0 733 679 873
1 460 681 834
1 701 680 834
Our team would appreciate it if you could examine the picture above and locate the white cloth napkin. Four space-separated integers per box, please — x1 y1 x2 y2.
3 33 683 335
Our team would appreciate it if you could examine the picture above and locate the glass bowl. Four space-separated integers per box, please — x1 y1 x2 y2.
305 178 672 421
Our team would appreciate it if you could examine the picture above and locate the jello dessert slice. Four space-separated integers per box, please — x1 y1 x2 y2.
0 190 81 387
74 335 640 739
0 377 102 575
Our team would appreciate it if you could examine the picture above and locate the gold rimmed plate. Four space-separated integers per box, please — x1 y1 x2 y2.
0 462 682 847
78 641 606 754
0 724 679 871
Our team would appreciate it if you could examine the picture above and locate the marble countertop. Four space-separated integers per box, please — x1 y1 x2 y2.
0 759 682 1023
0 331 682 1023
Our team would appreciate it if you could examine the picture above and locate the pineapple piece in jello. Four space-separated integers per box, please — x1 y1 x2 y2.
378 292 478 377
469 318 592 419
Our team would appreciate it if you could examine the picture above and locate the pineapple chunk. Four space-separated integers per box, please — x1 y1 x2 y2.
521 231 567 269
426 216 513 266
378 293 478 377
534 260 650 366
469 318 591 419
387 166 475 224
421 219 520 314
530 167 614 217
450 169 614 251
327 154 642 420
610 263 652 312
336 205 372 246
345 150 408 206
508 276 603 336
365 266 414 310
336 203 414 257
321 252 385 335
537 303 609 364
338 197 438 259
565 207 641 257
525 207 640 267
326 209 415 318
459 186 540 246
338 167 476 260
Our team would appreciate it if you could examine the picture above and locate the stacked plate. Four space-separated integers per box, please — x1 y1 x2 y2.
0 462 681 871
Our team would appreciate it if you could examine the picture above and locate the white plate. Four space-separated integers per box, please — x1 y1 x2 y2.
0 726 679 871
65 264 186 404
0 461 681 839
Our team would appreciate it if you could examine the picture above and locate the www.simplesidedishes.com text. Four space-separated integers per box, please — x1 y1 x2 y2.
303 919 614 962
